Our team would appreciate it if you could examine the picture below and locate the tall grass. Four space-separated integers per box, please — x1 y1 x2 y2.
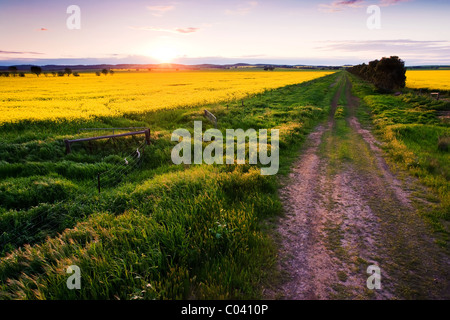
348 72 450 242
0 72 340 299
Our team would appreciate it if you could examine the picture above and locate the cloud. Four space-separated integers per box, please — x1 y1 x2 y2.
238 54 267 58
310 39 450 65
379 0 411 6
146 5 175 17
129 26 199 34
0 50 43 55
319 0 365 12
315 39 450 63
319 0 411 12
174 27 199 34
225 1 258 15
37 27 48 31
317 39 450 52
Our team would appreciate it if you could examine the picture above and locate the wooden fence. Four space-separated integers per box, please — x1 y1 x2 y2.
65 129 150 154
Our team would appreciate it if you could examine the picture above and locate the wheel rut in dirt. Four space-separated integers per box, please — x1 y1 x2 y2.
270 74 450 300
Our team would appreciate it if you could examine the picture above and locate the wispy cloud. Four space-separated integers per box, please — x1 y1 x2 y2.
129 26 199 34
316 39 450 58
312 39 450 64
37 27 48 31
319 0 365 12
225 1 258 15
379 0 411 6
174 27 199 34
146 5 175 17
319 0 411 12
0 50 44 55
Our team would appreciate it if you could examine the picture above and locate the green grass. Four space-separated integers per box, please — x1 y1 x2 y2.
319 78 354 173
0 72 340 299
348 72 450 243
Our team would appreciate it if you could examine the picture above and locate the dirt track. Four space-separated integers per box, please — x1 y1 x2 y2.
269 75 450 300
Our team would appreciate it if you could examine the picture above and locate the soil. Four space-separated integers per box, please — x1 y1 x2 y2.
266 75 450 300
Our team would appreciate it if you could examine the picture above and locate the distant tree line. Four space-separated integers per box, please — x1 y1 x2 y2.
0 66 112 77
0 66 24 77
96 69 114 76
347 56 406 93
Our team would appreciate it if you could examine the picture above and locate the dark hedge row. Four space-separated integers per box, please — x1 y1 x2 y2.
347 56 406 93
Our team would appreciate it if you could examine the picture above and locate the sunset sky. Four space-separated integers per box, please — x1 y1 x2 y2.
1 0 449 66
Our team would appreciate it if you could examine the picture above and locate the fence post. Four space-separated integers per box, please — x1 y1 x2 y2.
431 92 440 100
97 173 101 193
65 140 72 154
145 129 151 145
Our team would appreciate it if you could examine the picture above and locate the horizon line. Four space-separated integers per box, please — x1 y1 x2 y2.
1 62 449 68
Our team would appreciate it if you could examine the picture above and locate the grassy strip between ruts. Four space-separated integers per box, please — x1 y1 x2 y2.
0 72 340 299
348 72 450 246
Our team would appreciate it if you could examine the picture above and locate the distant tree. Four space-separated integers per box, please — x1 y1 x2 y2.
57 71 65 77
109 70 114 75
102 69 109 76
348 56 406 93
3 72 10 77
51 72 57 77
30 66 42 77
8 66 18 77
64 68 73 76
148 68 152 72
372 56 406 92
95 71 101 76
19 72 25 77
73 72 80 77
367 60 379 81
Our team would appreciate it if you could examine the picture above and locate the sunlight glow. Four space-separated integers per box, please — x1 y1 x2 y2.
150 46 179 63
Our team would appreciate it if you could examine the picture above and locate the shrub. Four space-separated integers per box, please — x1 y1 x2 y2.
30 66 42 77
348 56 406 93
438 136 449 152
0 176 78 209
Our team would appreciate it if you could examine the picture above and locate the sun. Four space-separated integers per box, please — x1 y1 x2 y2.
150 46 179 63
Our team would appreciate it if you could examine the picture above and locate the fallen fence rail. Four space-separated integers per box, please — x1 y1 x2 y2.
65 128 150 154
77 127 148 134
204 109 217 128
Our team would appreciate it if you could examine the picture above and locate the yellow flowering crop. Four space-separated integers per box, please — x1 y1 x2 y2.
0 70 333 124
406 70 450 91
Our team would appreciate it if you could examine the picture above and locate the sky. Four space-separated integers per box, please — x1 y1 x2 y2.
0 0 449 66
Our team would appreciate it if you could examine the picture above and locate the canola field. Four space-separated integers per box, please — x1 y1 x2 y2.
0 70 333 124
406 70 450 91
